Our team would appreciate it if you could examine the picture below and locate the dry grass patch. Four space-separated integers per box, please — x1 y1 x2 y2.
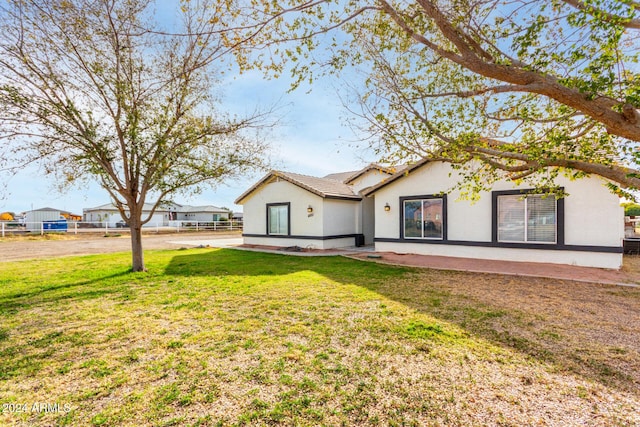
0 249 638 426
0 232 80 242
376 270 640 392
621 254 640 279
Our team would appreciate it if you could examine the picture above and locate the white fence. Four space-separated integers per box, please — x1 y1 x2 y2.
0 220 243 237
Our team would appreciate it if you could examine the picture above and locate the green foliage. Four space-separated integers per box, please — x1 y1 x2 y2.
0 0 273 270
622 202 640 216
230 0 640 192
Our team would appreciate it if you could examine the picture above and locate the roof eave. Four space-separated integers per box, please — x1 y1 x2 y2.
343 163 395 185
362 158 433 196
234 171 276 204
324 194 362 201
235 170 360 203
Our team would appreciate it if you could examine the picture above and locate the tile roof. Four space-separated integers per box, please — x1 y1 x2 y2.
235 170 361 204
323 170 358 182
346 164 401 184
179 205 228 213
323 163 405 184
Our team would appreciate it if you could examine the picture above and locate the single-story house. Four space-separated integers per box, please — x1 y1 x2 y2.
60 211 82 221
83 203 173 227
235 164 398 249
175 205 231 222
364 159 623 269
236 160 624 269
83 202 230 227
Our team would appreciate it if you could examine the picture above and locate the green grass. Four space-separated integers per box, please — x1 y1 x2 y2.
0 249 638 426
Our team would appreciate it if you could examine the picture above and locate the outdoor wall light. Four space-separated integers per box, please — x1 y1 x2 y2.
307 205 313 213
384 203 391 212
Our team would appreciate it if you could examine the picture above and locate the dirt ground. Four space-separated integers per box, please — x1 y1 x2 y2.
372 269 640 406
0 231 241 262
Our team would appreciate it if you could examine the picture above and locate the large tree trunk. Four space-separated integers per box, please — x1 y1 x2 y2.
129 218 146 272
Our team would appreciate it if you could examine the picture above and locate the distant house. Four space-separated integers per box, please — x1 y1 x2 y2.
60 211 82 221
83 203 168 227
175 205 230 222
237 160 624 269
25 207 62 223
82 202 230 227
235 164 397 249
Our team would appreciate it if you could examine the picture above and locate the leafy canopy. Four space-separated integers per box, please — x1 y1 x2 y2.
0 0 273 270
227 0 640 196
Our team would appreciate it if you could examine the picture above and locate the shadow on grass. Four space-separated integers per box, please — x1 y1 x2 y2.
167 249 639 395
165 248 411 290
0 270 133 315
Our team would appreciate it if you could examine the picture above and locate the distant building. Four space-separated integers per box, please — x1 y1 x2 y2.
175 205 231 222
82 202 231 227
23 207 81 231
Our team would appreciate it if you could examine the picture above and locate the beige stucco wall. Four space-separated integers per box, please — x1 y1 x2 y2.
374 241 622 269
347 169 390 244
348 169 393 193
240 178 361 248
322 199 359 236
242 236 356 250
242 179 324 236
372 161 624 268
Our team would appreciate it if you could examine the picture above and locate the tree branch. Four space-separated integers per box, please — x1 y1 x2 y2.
379 0 640 141
562 0 640 29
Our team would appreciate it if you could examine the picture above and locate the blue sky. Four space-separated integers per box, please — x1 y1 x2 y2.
0 74 368 215
0 2 372 216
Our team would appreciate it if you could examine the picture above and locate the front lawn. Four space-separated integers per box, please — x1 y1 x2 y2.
0 249 638 426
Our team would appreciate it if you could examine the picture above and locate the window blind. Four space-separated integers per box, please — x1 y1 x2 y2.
497 195 556 243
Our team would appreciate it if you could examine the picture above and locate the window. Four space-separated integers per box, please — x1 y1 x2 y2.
497 194 556 243
402 196 445 239
267 203 289 235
